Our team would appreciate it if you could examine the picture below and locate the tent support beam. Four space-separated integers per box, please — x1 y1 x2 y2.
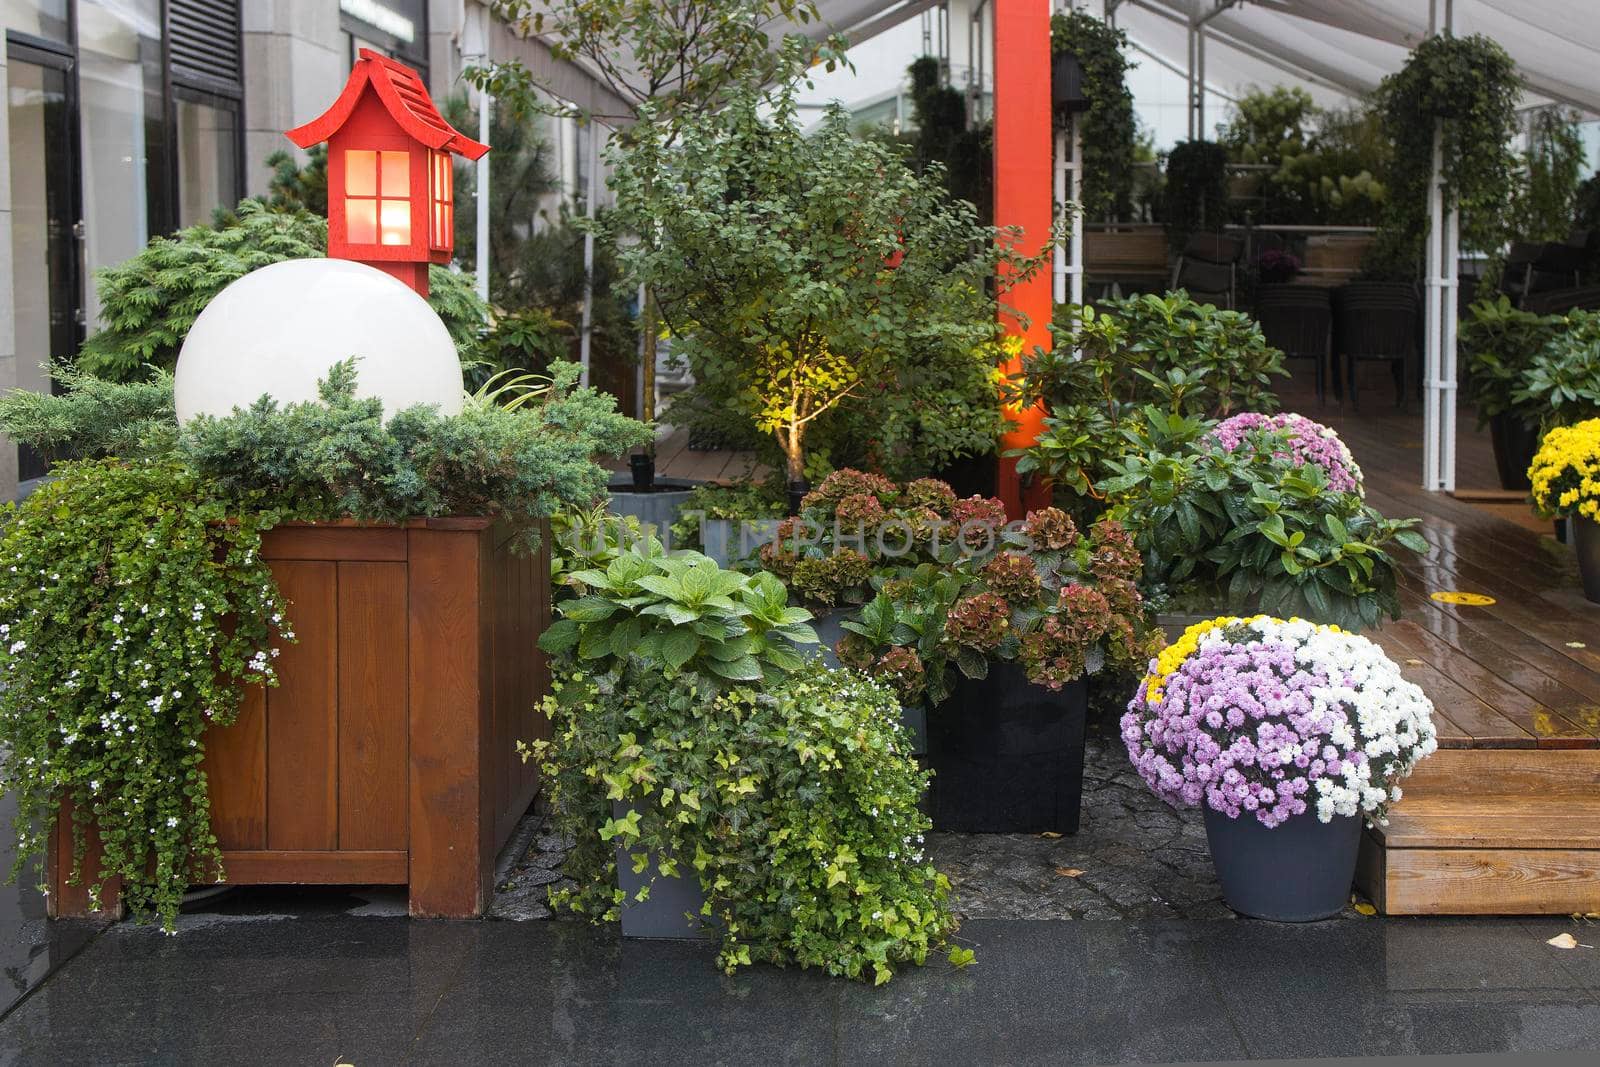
1422 0 1458 493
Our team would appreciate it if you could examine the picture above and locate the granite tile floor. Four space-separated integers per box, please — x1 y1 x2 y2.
7 744 1600 1064
1 910 1598 1064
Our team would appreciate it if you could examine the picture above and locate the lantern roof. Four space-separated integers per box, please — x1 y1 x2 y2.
286 48 489 160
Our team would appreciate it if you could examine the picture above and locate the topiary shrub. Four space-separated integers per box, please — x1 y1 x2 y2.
76 201 487 381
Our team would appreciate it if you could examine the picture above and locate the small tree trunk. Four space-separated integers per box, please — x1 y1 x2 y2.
781 423 806 485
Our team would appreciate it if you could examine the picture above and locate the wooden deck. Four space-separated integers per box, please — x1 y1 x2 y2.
636 397 1600 914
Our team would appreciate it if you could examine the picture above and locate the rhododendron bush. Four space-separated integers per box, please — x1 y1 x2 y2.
1121 616 1437 828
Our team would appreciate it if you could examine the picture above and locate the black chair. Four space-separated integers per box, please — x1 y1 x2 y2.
1503 240 1587 307
1171 233 1244 308
1255 285 1332 404
1334 282 1418 411
1522 285 1600 315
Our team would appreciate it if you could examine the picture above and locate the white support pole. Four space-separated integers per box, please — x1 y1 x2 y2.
578 119 599 389
1053 126 1068 306
1196 27 1206 139
1441 199 1460 493
1186 23 1197 140
1423 124 1443 492
1070 117 1084 307
467 6 491 305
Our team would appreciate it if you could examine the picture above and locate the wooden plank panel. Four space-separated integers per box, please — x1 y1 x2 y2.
204 681 267 850
1379 812 1600 849
1378 619 1595 747
1397 748 1600 798
219 850 408 885
266 561 339 851
263 526 407 562
406 527 490 917
1381 847 1600 914
337 562 409 851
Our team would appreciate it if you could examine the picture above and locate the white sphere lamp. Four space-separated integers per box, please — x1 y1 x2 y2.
173 258 464 423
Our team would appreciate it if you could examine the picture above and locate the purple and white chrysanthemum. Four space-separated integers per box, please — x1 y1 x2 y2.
1208 412 1364 494
1121 616 1436 828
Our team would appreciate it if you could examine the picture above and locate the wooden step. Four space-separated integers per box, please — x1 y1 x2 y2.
1358 755 1600 914
1399 748 1600 798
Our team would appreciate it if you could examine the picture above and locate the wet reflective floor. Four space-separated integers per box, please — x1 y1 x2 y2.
1 902 1598 1064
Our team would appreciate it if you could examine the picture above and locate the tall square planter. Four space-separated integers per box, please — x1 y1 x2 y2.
48 518 551 920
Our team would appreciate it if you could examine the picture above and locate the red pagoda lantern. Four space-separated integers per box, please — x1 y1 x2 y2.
286 48 488 297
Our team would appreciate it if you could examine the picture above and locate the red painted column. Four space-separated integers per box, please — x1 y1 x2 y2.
992 0 1054 519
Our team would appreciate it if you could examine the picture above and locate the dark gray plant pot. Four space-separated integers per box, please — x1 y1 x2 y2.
699 517 781 567
1203 807 1361 922
606 477 701 548
1488 413 1539 492
1575 515 1600 604
808 608 926 754
612 801 711 940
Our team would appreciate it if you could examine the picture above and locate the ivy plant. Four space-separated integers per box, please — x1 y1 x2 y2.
1099 409 1427 630
1050 10 1136 220
1162 140 1229 251
1372 33 1520 272
0 459 287 928
535 663 952 983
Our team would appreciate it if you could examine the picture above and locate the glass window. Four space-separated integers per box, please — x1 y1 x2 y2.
0 0 71 44
175 93 239 229
75 0 164 331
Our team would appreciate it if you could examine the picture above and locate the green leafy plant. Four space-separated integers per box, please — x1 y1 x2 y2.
178 360 650 549
76 201 486 381
1224 91 1389 227
1513 310 1600 430
1509 107 1586 244
1013 294 1287 516
1050 10 1136 220
1372 33 1520 272
539 538 819 687
605 81 1043 485
0 459 287 928
0 365 176 460
534 663 953 982
1461 296 1568 427
1100 409 1426 630
1162 140 1229 250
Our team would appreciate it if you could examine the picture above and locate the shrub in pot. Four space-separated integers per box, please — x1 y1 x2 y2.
0 361 648 927
668 481 786 565
1122 616 1438 921
1101 407 1426 631
1460 296 1564 490
1529 418 1600 603
536 525 957 979
838 509 1162 833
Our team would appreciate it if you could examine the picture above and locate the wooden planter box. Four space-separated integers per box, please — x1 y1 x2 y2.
48 518 551 919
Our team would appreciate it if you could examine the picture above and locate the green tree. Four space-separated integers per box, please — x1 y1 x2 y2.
605 84 1041 486
1509 107 1586 243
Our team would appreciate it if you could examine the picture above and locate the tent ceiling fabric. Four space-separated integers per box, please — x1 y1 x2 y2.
791 0 1600 117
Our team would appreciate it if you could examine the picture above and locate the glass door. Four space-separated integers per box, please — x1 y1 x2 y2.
7 40 81 483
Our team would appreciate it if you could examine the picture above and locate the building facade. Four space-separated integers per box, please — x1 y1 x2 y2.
0 0 616 500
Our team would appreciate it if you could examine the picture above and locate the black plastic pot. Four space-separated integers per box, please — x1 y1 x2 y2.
629 453 655 491
613 801 711 939
1203 807 1360 922
1051 51 1088 112
1575 515 1600 604
1488 413 1540 492
927 662 1087 833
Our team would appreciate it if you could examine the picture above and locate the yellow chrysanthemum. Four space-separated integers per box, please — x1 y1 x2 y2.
1529 419 1600 520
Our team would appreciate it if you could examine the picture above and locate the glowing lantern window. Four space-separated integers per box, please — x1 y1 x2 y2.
429 150 453 251
344 149 411 246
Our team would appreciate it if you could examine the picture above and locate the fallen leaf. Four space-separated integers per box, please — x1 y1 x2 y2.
1567 642 1587 649
1055 867 1084 878
947 946 976 970
1353 902 1377 916
1404 659 1424 667
1039 831 1062 839
1547 933 1586 949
